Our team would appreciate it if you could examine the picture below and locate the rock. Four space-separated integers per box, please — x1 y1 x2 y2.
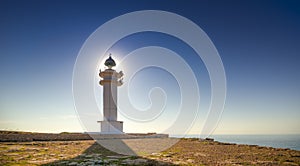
133 158 148 165
68 162 78 166
78 163 85 166
85 154 94 158
94 160 103 164
187 159 195 163
122 158 148 165
122 159 134 165
106 158 119 163
173 161 187 165
205 138 214 141
84 161 95 165
58 161 68 164
151 153 161 156
107 155 127 159
93 154 102 157
79 153 86 157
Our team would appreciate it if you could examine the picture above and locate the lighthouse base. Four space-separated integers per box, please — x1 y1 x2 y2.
98 121 123 134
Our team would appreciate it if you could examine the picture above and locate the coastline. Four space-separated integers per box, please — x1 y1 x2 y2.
173 134 300 151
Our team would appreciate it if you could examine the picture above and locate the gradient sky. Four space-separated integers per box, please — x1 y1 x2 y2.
1 0 300 134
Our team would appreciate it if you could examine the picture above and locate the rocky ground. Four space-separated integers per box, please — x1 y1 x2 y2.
1 138 300 165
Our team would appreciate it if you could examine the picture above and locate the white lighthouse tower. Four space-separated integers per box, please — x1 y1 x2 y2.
98 55 124 134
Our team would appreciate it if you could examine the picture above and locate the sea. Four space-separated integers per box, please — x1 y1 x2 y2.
171 134 300 151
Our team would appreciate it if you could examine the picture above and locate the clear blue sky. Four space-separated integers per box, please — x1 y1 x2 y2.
0 0 299 134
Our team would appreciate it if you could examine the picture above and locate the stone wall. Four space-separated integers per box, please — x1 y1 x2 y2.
0 131 168 142
0 133 92 142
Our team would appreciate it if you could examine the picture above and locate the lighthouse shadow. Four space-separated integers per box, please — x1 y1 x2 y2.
92 133 179 156
43 140 174 165
96 138 137 156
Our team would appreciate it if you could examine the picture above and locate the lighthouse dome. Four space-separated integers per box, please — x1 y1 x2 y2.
104 55 116 68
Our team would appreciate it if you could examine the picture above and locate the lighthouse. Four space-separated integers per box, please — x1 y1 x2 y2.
98 55 124 134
